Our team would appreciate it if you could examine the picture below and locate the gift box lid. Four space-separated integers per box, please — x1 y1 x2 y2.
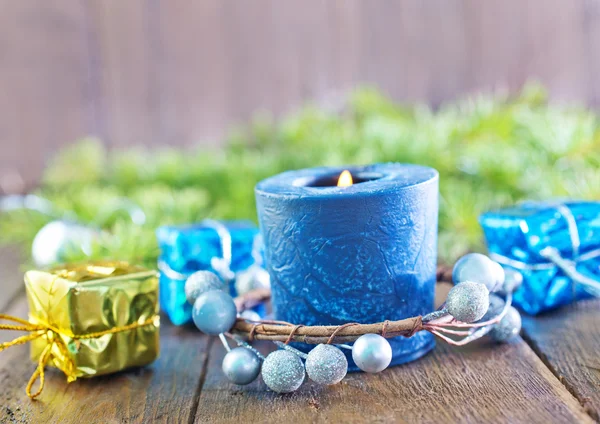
156 220 259 274
480 200 600 264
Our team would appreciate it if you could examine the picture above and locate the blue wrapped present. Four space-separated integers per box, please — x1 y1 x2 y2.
157 220 262 325
480 200 600 315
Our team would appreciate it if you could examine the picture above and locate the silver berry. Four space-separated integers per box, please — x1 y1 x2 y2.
261 350 305 393
452 253 499 291
479 294 505 322
235 265 271 296
500 268 523 295
185 270 223 305
239 309 261 322
446 281 490 323
306 344 347 385
222 347 262 385
192 290 237 335
352 334 392 373
490 306 522 342
490 260 505 292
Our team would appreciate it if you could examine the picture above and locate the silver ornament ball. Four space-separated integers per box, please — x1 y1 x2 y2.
479 294 506 322
452 253 499 291
261 350 305 393
235 265 271 296
185 270 223 305
305 344 348 385
192 290 237 335
352 334 392 373
489 260 505 292
222 347 262 385
446 281 490 323
500 268 523 295
490 306 522 342
239 309 261 322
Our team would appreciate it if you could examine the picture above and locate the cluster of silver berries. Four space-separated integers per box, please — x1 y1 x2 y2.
184 267 395 393
449 253 523 342
250 333 393 393
185 252 524 394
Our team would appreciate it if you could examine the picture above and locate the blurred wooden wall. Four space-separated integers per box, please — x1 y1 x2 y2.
1 0 600 188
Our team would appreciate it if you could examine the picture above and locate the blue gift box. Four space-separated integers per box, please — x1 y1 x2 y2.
156 220 260 325
480 200 600 315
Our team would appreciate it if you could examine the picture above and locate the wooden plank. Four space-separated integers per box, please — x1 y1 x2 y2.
195 339 591 424
522 298 600 421
155 0 358 146
519 0 589 104
0 1 92 186
0 280 594 422
4 0 600 185
462 0 590 102
358 0 480 105
583 0 600 107
0 246 24 312
0 295 212 424
156 0 231 146
84 0 160 147
195 287 592 423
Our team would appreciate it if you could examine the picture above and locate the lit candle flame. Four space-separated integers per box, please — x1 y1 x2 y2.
337 170 353 187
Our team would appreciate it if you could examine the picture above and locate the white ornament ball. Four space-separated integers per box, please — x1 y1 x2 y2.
32 220 97 267
305 344 348 385
452 253 499 291
261 350 305 393
352 334 392 373
446 281 490 323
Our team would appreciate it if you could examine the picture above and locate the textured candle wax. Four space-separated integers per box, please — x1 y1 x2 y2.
256 164 439 369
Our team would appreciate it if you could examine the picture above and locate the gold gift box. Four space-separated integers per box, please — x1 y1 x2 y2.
24 261 160 381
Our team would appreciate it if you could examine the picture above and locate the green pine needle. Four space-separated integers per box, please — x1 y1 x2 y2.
2 83 599 266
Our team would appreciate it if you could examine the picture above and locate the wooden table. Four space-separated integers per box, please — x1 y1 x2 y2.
0 248 598 424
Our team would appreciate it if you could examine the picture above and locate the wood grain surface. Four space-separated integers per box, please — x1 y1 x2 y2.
3 0 600 187
195 337 591 424
0 276 597 423
0 246 25 312
522 298 600 422
0 296 212 424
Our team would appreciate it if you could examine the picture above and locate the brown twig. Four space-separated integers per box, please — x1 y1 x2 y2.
231 316 423 344
230 266 496 346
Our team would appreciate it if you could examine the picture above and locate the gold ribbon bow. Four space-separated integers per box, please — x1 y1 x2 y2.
0 313 157 399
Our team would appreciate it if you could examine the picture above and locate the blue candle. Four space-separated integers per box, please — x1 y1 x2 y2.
255 163 438 369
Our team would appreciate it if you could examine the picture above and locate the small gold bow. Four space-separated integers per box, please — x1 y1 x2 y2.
0 313 157 399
